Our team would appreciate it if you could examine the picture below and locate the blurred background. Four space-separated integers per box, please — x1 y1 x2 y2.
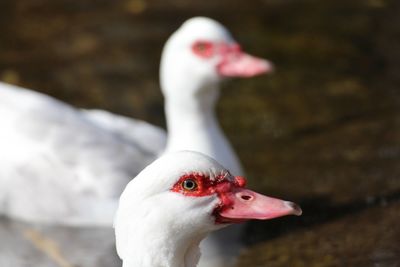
0 0 399 266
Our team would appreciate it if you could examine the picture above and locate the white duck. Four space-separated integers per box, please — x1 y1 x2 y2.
160 17 272 267
161 17 272 176
0 17 271 226
114 151 302 267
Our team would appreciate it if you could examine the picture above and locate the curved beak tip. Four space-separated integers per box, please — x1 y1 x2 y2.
263 60 275 74
286 201 302 216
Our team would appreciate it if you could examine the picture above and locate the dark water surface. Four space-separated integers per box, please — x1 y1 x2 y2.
0 0 399 266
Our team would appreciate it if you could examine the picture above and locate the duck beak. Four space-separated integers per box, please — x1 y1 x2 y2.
217 50 274 78
216 188 302 224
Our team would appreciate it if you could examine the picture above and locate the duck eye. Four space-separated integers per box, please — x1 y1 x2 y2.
182 179 197 191
196 42 207 51
192 41 213 58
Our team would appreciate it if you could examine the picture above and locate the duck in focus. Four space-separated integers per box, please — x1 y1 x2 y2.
114 151 301 267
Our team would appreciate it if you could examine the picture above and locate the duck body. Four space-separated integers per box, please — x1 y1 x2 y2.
0 82 166 226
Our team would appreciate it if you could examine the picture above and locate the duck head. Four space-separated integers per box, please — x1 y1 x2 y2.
115 151 301 267
160 17 273 105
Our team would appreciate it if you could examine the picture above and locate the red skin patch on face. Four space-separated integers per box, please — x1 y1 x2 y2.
234 176 246 187
171 172 229 197
171 172 247 224
219 43 242 57
192 40 242 60
192 41 214 58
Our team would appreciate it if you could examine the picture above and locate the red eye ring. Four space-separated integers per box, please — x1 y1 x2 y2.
171 172 237 197
192 41 214 58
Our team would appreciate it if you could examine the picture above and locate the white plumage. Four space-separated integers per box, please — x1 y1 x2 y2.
0 82 166 225
161 17 272 176
114 151 301 267
0 16 272 266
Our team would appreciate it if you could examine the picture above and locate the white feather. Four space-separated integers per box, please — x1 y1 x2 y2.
114 151 227 267
0 16 268 267
0 82 166 226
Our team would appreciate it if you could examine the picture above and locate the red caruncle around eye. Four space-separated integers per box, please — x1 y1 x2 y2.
171 173 231 197
192 41 214 58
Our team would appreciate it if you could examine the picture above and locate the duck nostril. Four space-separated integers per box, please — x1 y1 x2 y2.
241 195 252 201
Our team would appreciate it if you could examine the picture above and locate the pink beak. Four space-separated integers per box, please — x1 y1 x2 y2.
217 49 274 78
216 188 302 224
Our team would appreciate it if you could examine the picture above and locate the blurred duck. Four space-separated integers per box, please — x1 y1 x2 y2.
0 17 271 225
0 17 272 267
160 17 272 176
115 151 301 267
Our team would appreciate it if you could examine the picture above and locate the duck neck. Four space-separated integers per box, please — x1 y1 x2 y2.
122 226 206 267
164 84 223 153
163 83 243 175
